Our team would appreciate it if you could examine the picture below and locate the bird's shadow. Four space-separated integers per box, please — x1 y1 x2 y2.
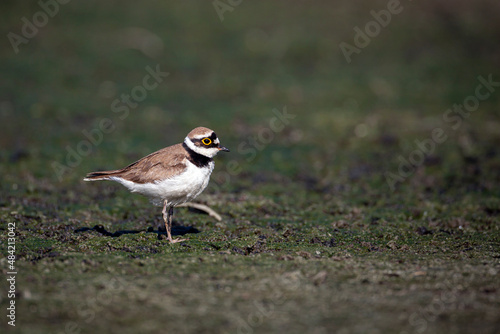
75 224 200 240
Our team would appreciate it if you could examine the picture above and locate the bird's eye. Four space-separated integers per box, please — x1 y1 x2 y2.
202 138 212 145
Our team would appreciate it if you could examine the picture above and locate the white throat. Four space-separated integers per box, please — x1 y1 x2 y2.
184 137 219 158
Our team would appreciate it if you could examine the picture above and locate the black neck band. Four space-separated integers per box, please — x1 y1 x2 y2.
183 142 212 168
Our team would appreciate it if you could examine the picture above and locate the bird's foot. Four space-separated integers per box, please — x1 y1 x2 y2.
168 237 188 243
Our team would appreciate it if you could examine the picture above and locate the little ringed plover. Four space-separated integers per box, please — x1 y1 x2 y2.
84 127 229 243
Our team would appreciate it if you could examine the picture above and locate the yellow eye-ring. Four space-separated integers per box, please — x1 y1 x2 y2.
202 138 212 145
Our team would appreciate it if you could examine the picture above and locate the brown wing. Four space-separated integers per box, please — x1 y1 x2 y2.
84 144 188 184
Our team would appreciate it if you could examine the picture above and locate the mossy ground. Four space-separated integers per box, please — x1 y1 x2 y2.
1 1 500 333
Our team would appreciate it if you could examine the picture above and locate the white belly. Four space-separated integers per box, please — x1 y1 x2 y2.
111 161 214 206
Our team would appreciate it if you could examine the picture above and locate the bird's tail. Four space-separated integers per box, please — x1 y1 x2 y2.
83 170 121 181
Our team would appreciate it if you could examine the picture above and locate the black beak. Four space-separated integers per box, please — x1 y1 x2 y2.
218 146 230 152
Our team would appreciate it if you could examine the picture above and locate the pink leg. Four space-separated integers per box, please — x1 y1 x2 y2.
162 200 187 243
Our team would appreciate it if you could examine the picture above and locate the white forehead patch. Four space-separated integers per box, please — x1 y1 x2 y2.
192 132 214 140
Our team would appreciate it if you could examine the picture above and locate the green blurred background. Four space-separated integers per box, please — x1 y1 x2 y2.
1 1 500 333
2 0 499 196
